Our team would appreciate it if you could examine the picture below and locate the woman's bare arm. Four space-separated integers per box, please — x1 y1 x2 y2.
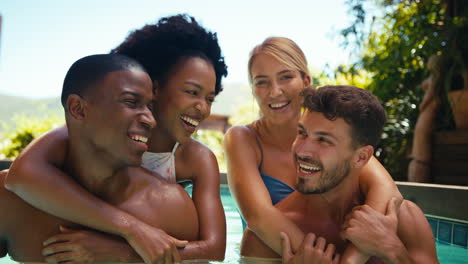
177 141 227 261
224 126 305 255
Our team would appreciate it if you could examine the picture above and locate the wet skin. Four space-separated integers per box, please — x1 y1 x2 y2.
4 57 226 262
225 52 401 261
241 111 437 263
148 56 226 260
0 69 198 263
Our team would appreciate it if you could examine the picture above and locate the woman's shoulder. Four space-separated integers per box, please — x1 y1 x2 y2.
178 138 217 164
224 124 262 167
224 124 257 143
175 138 219 181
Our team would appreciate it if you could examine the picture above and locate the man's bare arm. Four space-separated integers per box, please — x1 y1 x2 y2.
4 126 186 264
342 198 438 264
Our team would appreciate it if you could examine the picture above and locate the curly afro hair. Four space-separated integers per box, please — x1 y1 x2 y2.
111 14 228 95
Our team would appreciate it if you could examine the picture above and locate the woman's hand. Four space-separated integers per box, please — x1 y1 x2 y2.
281 232 340 264
43 225 186 264
341 198 401 258
43 226 138 264
123 222 187 264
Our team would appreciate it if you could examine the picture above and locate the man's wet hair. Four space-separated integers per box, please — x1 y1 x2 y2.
301 85 386 149
111 14 228 95
61 54 146 110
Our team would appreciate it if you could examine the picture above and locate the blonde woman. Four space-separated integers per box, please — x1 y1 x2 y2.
224 37 402 263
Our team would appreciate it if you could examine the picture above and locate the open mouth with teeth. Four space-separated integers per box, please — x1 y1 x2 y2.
269 101 290 110
180 115 200 128
130 134 148 143
298 162 321 174
129 134 149 149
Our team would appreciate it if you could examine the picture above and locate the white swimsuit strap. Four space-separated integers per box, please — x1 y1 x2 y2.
171 142 180 155
166 142 179 183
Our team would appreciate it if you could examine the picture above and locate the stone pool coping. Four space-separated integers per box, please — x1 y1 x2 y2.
396 181 468 223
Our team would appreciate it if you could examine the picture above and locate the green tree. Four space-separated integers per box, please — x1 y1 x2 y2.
192 129 227 172
0 114 64 159
340 0 468 179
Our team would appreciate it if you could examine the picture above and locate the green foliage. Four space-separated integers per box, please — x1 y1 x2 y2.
341 0 468 179
228 99 259 126
192 129 227 172
194 98 260 172
193 97 261 173
0 114 64 159
311 65 372 88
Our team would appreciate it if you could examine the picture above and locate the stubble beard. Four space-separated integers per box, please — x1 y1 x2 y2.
296 158 351 195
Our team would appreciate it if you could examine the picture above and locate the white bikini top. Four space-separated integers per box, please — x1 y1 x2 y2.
141 142 179 183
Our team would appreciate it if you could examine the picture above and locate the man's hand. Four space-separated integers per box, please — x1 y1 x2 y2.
42 226 139 264
341 197 402 258
281 232 340 264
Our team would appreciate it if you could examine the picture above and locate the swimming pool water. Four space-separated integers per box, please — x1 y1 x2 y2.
0 186 466 263
436 242 468 264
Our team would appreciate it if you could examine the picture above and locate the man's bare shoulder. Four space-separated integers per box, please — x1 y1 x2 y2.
113 166 194 213
0 170 12 240
397 200 438 263
0 170 8 187
398 200 429 227
0 170 24 210
114 167 199 241
0 170 68 222
0 170 69 261
397 200 434 236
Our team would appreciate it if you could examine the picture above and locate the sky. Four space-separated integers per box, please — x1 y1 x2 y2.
0 0 354 99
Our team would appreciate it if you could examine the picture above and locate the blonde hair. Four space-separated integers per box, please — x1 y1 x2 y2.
248 37 309 84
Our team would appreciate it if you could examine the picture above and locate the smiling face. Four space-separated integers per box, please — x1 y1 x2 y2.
83 69 155 166
250 53 309 123
292 111 358 194
152 56 216 146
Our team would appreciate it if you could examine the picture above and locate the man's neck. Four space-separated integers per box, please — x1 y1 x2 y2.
306 170 363 221
65 137 125 197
